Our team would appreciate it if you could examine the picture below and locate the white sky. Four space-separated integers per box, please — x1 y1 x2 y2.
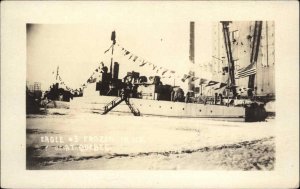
27 22 212 91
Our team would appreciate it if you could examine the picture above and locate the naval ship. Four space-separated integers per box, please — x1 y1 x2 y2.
47 21 275 122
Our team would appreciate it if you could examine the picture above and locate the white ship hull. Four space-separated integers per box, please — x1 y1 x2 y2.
68 95 249 121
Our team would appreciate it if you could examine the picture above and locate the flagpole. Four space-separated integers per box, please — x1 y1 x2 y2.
56 66 59 82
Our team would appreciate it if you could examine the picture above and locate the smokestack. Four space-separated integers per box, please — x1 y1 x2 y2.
188 22 195 92
113 62 119 80
189 22 195 64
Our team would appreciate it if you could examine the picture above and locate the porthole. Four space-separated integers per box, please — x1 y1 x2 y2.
182 108 185 110
210 110 213 113
199 109 201 112
159 106 161 108
170 107 172 109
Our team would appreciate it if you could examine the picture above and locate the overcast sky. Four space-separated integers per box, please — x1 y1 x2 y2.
27 22 212 90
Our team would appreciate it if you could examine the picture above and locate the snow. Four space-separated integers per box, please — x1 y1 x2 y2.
26 112 275 170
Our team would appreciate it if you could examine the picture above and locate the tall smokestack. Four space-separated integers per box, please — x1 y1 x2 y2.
189 22 195 64
188 22 195 93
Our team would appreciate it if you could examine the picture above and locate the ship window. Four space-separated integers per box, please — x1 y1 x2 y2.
159 106 161 108
182 108 185 110
199 109 201 112
170 107 172 109
210 110 213 113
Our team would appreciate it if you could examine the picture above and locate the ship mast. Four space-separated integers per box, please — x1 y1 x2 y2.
221 21 237 97
188 22 195 92
110 31 116 74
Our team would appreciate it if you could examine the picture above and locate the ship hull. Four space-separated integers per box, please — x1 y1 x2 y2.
68 96 267 122
131 98 245 118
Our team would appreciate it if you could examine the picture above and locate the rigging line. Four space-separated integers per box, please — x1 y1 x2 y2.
116 43 181 78
104 44 113 54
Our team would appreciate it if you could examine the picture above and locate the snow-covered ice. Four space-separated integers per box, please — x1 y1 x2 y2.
27 111 275 170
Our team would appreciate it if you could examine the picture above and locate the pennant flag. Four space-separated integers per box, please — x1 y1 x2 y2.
125 51 130 56
152 65 157 70
162 69 168 75
205 80 219 87
235 63 256 79
199 78 208 85
181 74 191 82
191 77 199 81
129 55 133 60
170 70 176 74
139 61 147 67
95 69 98 72
133 56 138 62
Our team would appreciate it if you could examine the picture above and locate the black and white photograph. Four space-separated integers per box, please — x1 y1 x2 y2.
26 21 276 170
1 1 299 188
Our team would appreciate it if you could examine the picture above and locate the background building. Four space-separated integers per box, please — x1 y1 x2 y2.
26 81 42 92
209 21 275 97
